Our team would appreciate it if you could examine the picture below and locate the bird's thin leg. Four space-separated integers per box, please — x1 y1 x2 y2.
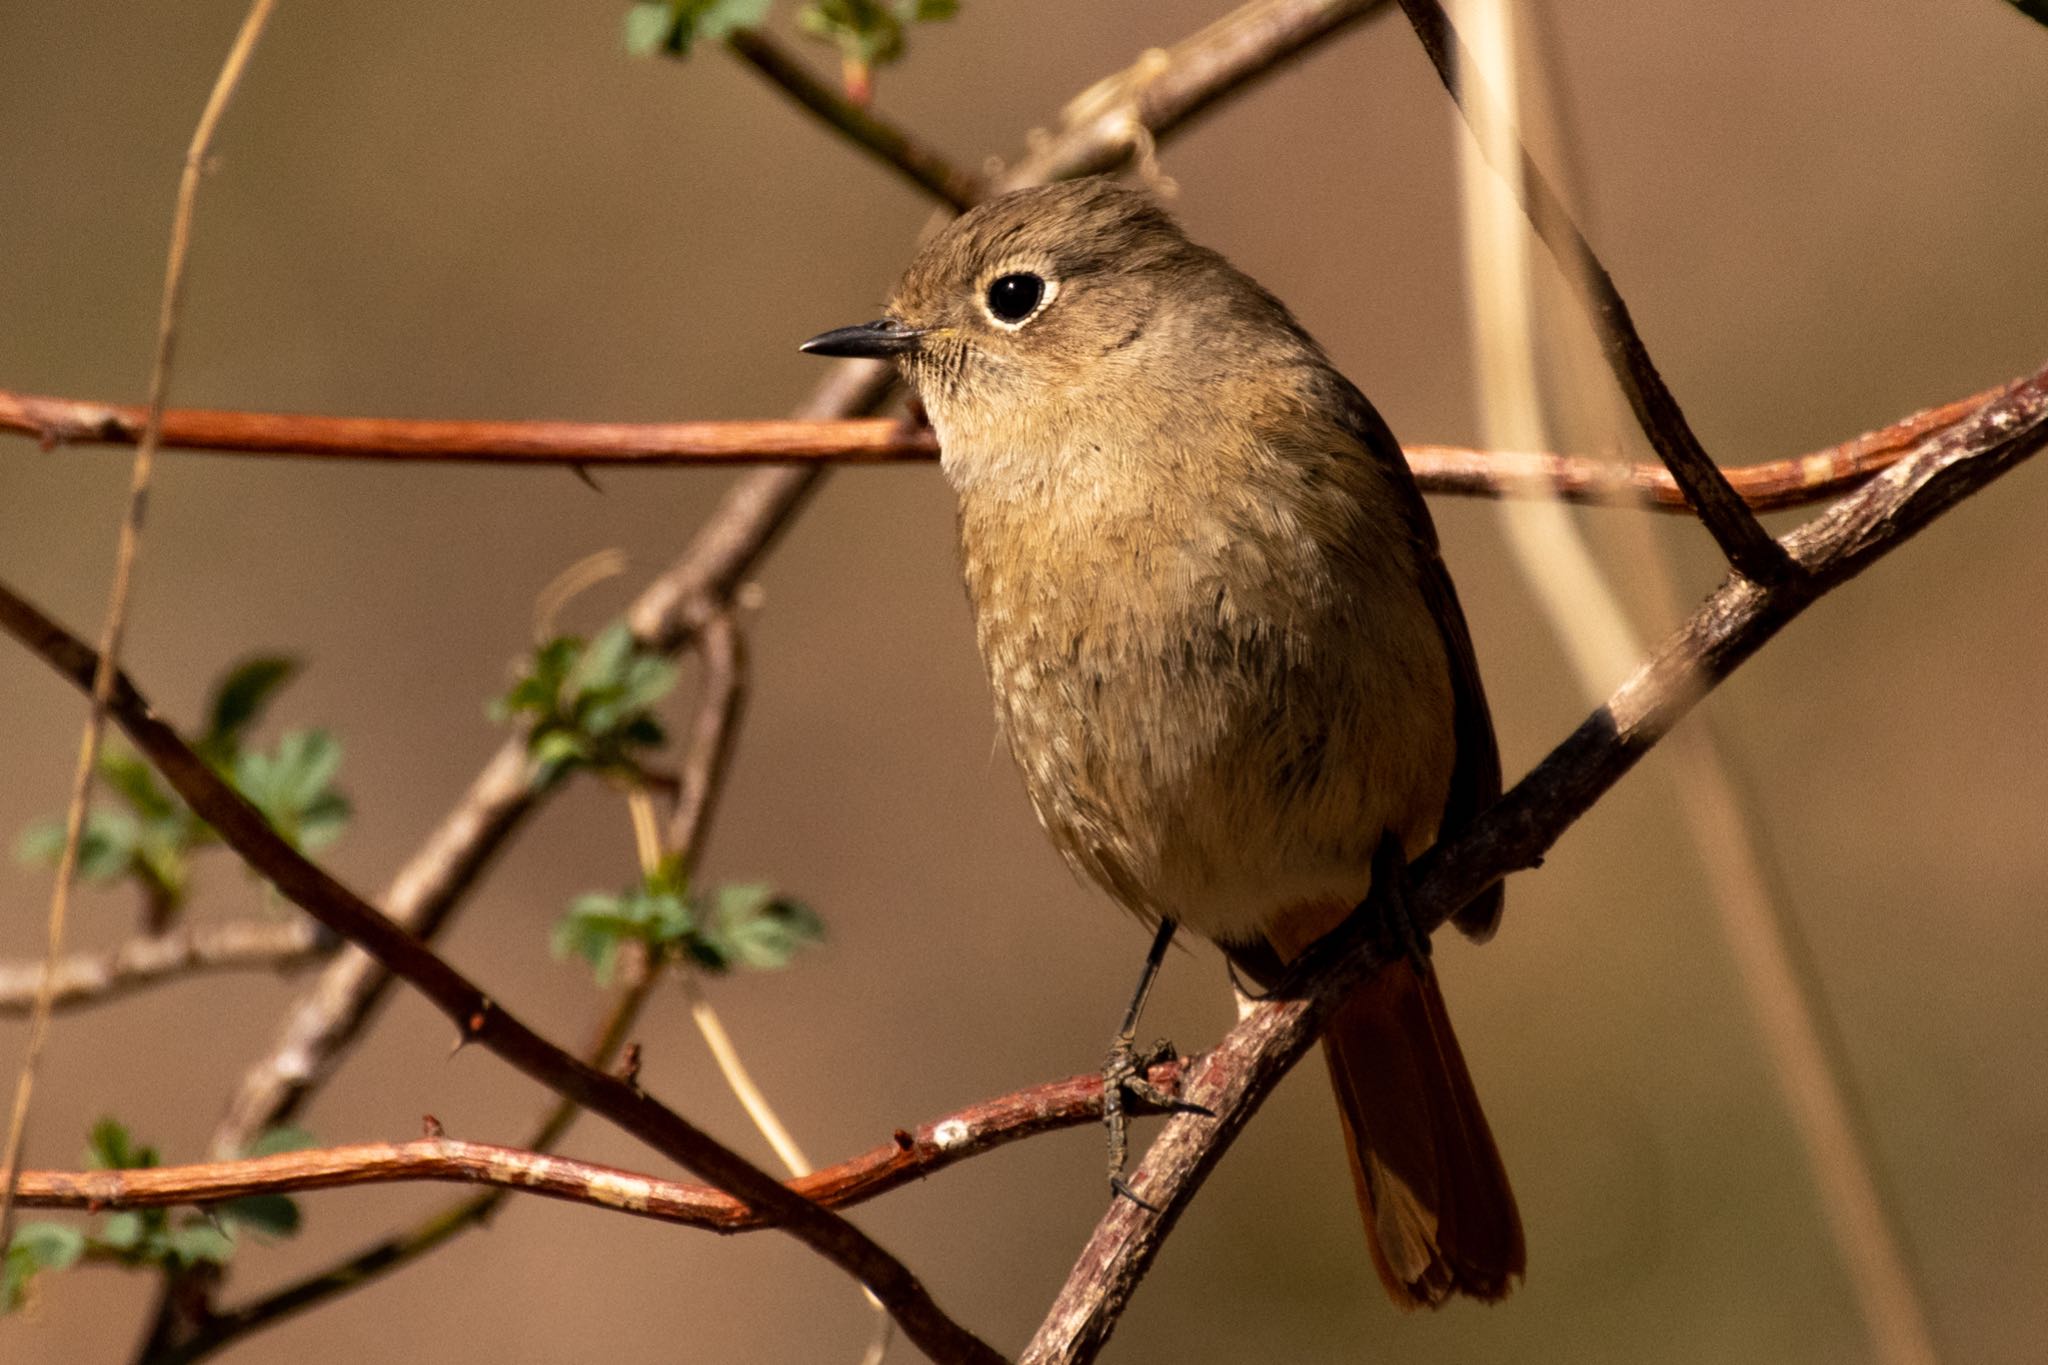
1371 832 1432 968
1103 917 1211 1202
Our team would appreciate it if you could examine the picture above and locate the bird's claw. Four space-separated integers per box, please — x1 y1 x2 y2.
1103 1036 1212 1197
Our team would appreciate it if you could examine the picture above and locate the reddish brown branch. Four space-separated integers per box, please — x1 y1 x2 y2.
14 1063 1181 1230
1019 361 2048 1364
1394 0 1795 583
0 381 2004 513
0 583 1001 1365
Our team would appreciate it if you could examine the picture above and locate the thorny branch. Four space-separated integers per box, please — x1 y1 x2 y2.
0 379 2004 513
1393 0 1796 584
8 362 2042 1362
0 581 1004 1365
8 360 2039 1365
9 9 1408 1356
1017 364 2048 1365
143 617 753 1365
13 1062 1188 1229
200 0 1398 1177
0 0 281 1258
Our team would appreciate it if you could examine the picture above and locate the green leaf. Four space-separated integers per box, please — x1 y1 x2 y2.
204 656 299 755
17 810 142 883
99 745 178 821
219 1194 301 1238
798 0 952 71
698 0 775 39
5 1224 86 1305
623 1 680 55
247 1126 318 1158
98 1211 147 1252
87 1117 153 1171
695 884 824 972
498 629 676 781
565 622 635 700
234 729 350 850
626 0 774 57
3 1222 85 1314
166 1221 235 1267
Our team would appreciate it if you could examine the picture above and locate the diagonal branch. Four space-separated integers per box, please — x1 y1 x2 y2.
0 378 2004 513
720 28 986 210
0 583 1002 1365
13 360 2039 1359
1392 0 1796 584
156 619 756 1364
1019 361 2048 1365
116 5 1408 1352
0 0 281 1257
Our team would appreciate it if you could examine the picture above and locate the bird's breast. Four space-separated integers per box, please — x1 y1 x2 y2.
955 466 1454 945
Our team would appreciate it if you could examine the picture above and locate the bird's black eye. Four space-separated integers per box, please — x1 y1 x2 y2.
985 272 1046 323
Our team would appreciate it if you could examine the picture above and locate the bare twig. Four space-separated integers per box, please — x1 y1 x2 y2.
0 920 325 1016
721 28 985 211
130 5 1394 1349
0 584 1002 1365
11 360 2037 1357
0 0 280 1254
12 1061 1188 1227
1394 0 1794 583
154 621 755 1362
1 382 2001 513
1019 362 2048 1364
667 613 749 874
1457 12 1939 1362
1001 0 1392 189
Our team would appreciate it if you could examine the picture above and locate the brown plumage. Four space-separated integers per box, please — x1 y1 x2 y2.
803 177 1522 1308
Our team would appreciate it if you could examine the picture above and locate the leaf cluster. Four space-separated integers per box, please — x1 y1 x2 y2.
3 1121 313 1314
492 624 679 786
622 0 958 91
554 857 823 984
13 657 350 923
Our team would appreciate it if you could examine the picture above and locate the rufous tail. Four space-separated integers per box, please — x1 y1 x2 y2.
1317 956 1523 1307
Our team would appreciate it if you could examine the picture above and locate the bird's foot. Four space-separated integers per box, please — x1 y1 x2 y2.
1103 1035 1211 1204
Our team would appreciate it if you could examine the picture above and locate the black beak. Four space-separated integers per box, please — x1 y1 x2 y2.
799 318 924 359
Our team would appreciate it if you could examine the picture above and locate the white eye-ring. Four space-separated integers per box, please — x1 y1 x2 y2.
981 271 1058 330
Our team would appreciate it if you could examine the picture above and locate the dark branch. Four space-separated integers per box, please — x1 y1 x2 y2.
1393 0 1797 584
0 582 1002 1365
1019 360 2048 1364
721 28 986 211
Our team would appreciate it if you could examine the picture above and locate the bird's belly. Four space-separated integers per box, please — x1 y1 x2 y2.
983 604 1452 947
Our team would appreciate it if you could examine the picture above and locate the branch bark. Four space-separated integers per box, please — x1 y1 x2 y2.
0 581 1003 1365
157 617 755 1364
721 28 986 210
1017 360 2048 1364
1393 0 1795 583
1 380 2001 514
13 1061 1185 1231
0 920 324 1016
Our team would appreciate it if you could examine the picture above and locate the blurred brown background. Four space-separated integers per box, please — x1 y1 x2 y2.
3 1 2045 1361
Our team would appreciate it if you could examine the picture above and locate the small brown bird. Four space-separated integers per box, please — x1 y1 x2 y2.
803 178 1523 1307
